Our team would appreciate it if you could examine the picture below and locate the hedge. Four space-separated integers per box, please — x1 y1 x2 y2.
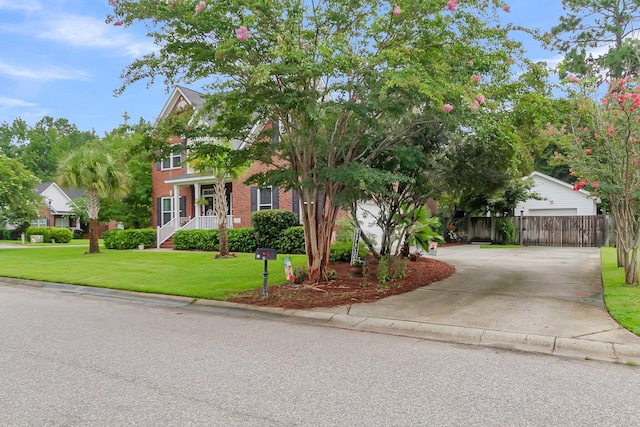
103 229 156 250
25 227 73 243
277 226 306 254
252 210 300 249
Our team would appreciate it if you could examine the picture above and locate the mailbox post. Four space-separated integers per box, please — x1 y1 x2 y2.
255 248 277 296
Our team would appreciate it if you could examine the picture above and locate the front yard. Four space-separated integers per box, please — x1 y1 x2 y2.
0 246 306 300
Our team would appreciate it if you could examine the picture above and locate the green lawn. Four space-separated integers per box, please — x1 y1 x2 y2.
601 247 640 335
0 239 95 247
0 247 306 300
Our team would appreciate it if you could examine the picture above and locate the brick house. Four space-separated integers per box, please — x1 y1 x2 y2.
153 87 302 248
32 182 84 230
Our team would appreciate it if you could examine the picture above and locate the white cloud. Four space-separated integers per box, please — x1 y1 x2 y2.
0 97 37 108
0 0 42 12
36 14 156 57
0 60 88 82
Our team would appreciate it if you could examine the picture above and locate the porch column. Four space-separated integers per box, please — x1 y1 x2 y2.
194 183 201 218
173 185 180 221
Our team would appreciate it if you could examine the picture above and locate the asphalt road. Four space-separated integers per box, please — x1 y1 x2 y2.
1 284 639 426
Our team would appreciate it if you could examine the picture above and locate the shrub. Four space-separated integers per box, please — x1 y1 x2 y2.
277 226 306 254
497 219 517 244
25 226 50 241
72 229 84 239
329 239 369 262
48 228 73 243
252 209 299 249
377 255 408 284
173 229 219 251
227 228 258 253
103 229 156 249
0 229 21 240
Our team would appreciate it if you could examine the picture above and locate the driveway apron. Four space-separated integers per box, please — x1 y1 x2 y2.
347 245 640 345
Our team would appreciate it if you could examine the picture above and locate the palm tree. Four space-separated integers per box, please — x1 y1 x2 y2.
57 143 130 253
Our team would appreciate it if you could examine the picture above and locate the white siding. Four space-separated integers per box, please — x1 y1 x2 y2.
40 183 75 214
514 172 597 216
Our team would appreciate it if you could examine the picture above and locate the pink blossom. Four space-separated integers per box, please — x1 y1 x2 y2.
602 98 609 105
471 100 481 110
503 5 511 12
585 148 592 154
475 94 485 104
108 0 118 6
393 6 401 15
236 26 252 41
468 60 474 66
446 0 458 12
195 1 206 14
569 74 580 84
443 103 453 112
592 181 600 189
553 151 559 157
276 35 283 42
113 20 123 26
470 74 480 84
569 168 575 176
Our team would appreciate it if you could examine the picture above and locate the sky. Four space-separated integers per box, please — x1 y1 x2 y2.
0 0 567 137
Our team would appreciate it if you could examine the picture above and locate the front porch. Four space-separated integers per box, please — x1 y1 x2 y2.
156 175 233 248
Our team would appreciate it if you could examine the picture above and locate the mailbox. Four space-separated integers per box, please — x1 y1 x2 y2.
255 248 277 261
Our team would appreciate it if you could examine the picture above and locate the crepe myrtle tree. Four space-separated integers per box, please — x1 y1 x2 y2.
550 76 640 285
0 154 41 226
108 0 520 282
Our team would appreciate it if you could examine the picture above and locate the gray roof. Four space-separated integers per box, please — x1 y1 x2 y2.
177 86 206 110
35 182 85 200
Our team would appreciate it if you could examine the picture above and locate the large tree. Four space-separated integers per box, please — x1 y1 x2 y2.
0 117 97 181
549 0 640 80
0 154 41 226
57 143 130 254
551 77 640 285
109 0 521 282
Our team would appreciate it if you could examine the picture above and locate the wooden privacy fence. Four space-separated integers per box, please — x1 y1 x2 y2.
458 215 608 247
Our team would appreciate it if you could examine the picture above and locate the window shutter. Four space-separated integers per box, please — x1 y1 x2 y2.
156 198 162 226
272 187 279 209
292 190 300 217
180 196 187 218
154 149 161 171
250 187 258 212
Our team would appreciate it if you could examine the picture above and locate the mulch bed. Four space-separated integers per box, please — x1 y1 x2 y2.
227 256 455 310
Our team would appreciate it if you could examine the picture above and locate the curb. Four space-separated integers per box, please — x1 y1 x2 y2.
4 278 640 365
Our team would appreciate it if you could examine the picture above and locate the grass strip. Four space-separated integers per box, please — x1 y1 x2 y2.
601 247 640 335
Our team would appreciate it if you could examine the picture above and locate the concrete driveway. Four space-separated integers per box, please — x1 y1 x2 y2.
345 245 640 346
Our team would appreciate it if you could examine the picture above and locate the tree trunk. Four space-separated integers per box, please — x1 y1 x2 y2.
300 187 339 283
617 232 625 268
214 178 229 257
88 218 100 254
87 190 100 254
625 247 639 286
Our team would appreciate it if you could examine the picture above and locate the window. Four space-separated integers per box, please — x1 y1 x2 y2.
258 187 273 210
161 151 182 170
54 217 70 228
161 197 173 225
31 218 47 227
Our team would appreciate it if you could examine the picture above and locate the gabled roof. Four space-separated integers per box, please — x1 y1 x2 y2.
528 171 592 197
35 182 84 214
156 86 266 151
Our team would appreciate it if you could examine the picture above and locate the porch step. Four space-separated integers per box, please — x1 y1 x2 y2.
160 236 174 249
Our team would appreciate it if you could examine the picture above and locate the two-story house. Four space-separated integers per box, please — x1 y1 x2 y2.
153 86 301 248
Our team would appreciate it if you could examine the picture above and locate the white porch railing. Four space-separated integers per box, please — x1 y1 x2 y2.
157 217 179 248
157 215 234 248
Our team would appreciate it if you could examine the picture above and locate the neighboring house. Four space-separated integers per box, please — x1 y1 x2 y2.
33 182 84 229
153 86 302 247
514 171 599 217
